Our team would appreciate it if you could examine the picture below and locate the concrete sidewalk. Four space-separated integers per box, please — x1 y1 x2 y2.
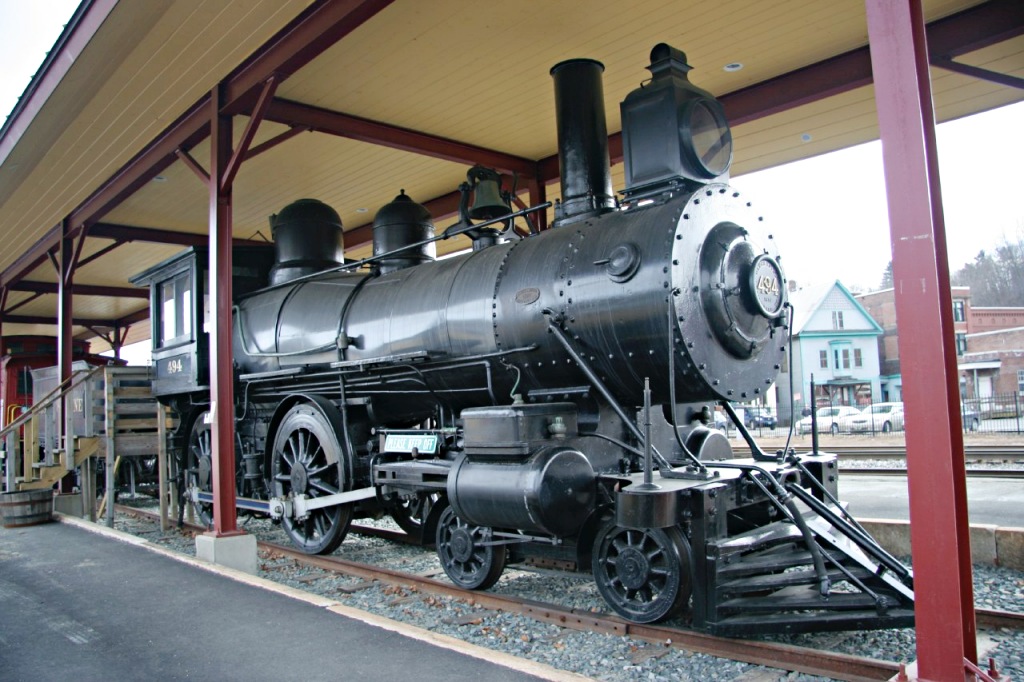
0 520 576 682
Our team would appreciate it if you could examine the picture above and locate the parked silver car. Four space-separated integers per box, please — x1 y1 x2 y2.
846 402 905 433
797 406 861 435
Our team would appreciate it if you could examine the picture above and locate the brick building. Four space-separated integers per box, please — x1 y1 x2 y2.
856 286 1024 401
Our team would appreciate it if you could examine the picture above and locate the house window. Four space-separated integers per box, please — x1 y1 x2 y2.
841 348 851 369
854 348 863 368
1018 369 1024 395
819 350 828 368
953 299 966 322
832 311 844 330
956 333 967 356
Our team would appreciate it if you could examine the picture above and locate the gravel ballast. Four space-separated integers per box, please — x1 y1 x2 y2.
109 500 1024 682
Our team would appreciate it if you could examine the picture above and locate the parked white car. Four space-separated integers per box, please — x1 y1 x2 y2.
797 406 861 435
846 402 905 433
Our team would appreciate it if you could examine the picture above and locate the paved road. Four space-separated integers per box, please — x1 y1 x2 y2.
837 475 1024 526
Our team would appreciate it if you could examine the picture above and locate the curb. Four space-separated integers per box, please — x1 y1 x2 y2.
859 518 1024 569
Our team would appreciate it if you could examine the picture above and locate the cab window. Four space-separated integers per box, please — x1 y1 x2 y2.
159 271 192 347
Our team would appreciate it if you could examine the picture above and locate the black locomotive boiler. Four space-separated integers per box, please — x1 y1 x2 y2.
133 45 914 634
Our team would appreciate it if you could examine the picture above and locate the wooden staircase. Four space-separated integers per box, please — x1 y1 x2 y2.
17 437 100 491
1 366 172 526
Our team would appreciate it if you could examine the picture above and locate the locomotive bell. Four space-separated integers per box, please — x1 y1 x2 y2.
466 165 509 221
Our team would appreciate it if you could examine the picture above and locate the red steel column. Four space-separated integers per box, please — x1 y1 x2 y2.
208 85 240 536
865 1 976 678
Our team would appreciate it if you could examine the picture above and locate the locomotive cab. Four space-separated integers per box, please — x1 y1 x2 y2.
130 245 275 398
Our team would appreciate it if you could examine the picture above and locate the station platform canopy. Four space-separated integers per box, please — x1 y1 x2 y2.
0 0 1021 351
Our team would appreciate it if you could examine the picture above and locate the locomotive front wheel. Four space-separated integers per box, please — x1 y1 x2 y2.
183 410 214 528
592 522 692 623
435 506 505 589
385 491 443 545
271 404 352 555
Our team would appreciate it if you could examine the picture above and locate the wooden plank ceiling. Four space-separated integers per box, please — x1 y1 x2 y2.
0 0 1021 351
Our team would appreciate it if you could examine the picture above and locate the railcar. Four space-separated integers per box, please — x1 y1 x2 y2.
132 44 913 634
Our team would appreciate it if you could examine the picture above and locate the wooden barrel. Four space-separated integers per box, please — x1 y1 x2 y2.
0 489 54 528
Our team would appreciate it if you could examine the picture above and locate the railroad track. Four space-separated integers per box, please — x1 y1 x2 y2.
113 504 1023 681
840 468 1024 479
821 445 1024 460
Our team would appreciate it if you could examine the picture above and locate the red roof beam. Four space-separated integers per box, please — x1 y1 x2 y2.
8 281 148 299
89 223 269 248
264 98 538 177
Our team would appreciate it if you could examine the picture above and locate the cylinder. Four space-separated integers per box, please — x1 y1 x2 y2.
447 446 596 537
0 489 54 528
550 58 615 225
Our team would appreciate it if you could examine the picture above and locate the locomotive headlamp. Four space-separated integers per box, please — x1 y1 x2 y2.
683 98 732 179
620 43 734 198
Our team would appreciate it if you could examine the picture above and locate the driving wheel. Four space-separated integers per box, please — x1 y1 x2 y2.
181 410 214 528
271 403 351 554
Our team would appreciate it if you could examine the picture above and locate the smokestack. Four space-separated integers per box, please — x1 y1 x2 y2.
549 58 615 226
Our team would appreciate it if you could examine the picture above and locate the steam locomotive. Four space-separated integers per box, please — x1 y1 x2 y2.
132 45 914 635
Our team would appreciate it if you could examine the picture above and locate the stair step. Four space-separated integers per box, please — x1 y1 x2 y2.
716 550 814 579
712 522 804 557
708 608 915 637
717 585 903 616
717 566 873 594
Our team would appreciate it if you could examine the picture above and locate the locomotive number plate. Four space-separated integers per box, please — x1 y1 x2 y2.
384 433 439 454
158 354 191 378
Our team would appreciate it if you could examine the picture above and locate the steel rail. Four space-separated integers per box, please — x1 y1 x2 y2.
839 468 1024 479
811 445 1024 460
976 608 1024 630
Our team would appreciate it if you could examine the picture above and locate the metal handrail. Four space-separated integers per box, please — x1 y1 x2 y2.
0 364 106 440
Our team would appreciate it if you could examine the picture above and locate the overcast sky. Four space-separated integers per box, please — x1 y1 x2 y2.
2 1 1022 297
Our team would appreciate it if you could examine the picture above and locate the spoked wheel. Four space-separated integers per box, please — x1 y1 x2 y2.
181 410 214 528
271 403 352 555
385 491 443 544
592 522 692 623
435 506 505 589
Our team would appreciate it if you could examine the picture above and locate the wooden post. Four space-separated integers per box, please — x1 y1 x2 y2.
105 367 116 527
